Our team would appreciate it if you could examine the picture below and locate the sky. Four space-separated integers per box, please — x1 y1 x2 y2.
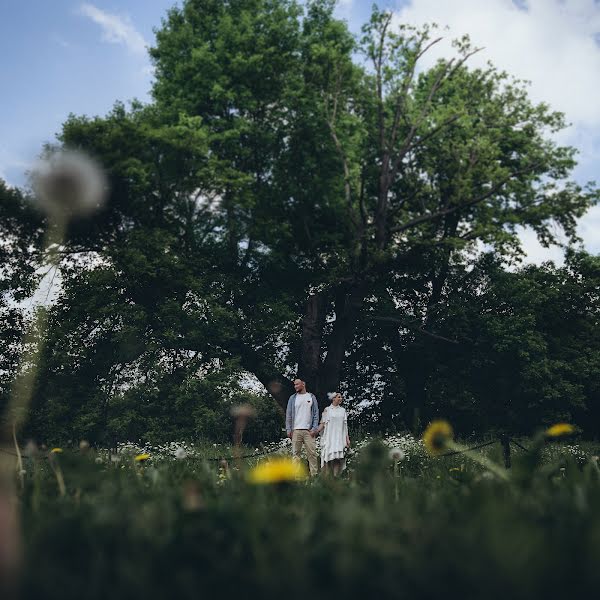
1 0 599 263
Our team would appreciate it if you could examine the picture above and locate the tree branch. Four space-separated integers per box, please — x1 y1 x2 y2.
371 315 459 344
389 35 444 151
390 165 537 234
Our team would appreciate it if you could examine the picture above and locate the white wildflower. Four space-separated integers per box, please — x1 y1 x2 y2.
389 448 405 462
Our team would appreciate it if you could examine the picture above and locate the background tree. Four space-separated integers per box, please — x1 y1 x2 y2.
351 251 600 438
0 181 43 416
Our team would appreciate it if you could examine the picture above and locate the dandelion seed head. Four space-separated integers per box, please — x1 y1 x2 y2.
230 404 256 419
32 150 108 220
24 440 38 457
388 448 405 461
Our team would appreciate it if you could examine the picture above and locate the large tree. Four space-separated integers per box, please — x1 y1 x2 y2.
3 0 597 441
146 0 594 408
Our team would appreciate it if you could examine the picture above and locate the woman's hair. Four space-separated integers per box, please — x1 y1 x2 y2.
327 392 342 401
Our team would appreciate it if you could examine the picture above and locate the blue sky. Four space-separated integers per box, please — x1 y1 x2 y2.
1 0 599 260
0 1 173 187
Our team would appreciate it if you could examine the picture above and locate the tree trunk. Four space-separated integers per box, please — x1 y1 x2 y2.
500 434 511 469
298 293 327 394
403 345 427 434
314 283 365 406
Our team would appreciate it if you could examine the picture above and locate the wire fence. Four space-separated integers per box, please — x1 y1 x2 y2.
0 436 532 464
0 444 285 463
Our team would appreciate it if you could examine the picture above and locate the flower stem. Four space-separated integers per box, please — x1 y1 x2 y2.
2 220 66 446
446 441 509 481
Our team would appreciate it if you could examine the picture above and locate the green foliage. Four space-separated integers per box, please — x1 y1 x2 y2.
352 252 600 436
1 0 598 441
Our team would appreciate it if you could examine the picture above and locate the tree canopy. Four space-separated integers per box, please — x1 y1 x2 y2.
1 0 598 443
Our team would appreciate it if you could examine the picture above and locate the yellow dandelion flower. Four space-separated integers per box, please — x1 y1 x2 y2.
545 423 575 438
134 453 151 462
423 420 453 456
50 447 63 454
248 456 308 484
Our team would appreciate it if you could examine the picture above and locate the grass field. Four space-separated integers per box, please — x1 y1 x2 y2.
5 432 600 600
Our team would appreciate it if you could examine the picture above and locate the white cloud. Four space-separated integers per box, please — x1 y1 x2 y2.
392 0 600 130
517 228 568 265
391 0 600 260
79 3 147 55
577 204 600 253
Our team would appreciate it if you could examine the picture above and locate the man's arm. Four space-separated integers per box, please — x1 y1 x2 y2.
310 394 319 433
285 396 293 436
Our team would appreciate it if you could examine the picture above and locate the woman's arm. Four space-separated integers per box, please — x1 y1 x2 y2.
317 407 327 435
343 409 350 447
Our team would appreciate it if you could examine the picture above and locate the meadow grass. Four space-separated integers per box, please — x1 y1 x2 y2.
11 435 600 600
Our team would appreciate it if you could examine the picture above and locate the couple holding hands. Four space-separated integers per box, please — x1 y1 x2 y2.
285 378 350 477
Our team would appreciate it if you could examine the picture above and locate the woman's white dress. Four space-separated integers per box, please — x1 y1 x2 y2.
320 405 348 470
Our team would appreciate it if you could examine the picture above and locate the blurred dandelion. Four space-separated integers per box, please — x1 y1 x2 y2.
423 421 509 481
134 453 150 462
230 404 257 419
175 447 187 460
48 451 66 496
2 149 107 486
422 420 453 456
182 482 203 512
248 456 308 484
23 441 38 458
545 423 575 438
389 447 405 501
31 150 107 221
388 448 405 462
231 403 256 449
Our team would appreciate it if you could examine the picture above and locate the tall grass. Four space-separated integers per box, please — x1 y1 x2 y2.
12 437 600 600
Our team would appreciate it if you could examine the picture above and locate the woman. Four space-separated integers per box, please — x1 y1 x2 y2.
318 392 350 476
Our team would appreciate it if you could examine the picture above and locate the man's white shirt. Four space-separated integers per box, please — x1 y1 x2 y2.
293 392 313 430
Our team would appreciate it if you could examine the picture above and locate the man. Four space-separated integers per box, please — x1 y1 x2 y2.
285 378 319 476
